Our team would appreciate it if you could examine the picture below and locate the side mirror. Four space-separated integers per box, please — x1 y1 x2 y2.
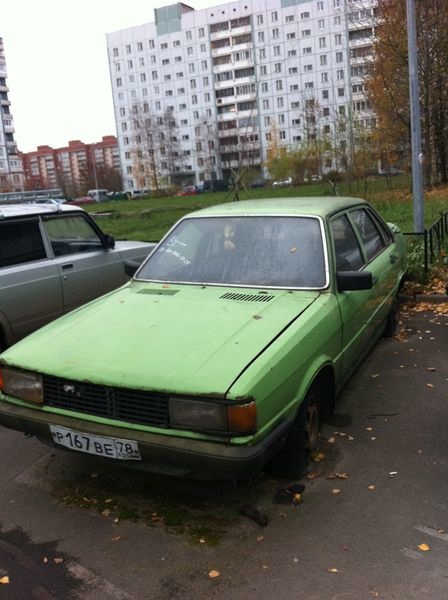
103 234 115 250
336 270 373 291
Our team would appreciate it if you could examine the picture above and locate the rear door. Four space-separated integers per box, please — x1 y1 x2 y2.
0 217 63 343
42 213 127 313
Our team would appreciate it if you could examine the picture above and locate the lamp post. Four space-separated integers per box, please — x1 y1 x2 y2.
406 0 424 232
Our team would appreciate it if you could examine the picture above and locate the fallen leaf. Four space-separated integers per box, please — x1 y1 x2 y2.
327 436 335 444
327 568 339 573
332 488 341 495
427 367 436 372
371 374 380 378
418 543 430 552
208 570 220 578
256 535 264 542
336 472 350 479
111 536 121 542
102 509 111 517
366 427 373 431
0 576 10 584
43 557 49 564
426 383 434 388
293 493 302 504
312 452 326 462
199 538 206 544
53 558 64 564
368 485 375 491
370 437 377 441
262 565 269 569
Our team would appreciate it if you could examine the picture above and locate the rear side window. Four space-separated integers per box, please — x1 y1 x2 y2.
0 220 46 267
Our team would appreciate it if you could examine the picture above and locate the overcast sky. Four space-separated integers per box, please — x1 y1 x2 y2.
2 0 215 152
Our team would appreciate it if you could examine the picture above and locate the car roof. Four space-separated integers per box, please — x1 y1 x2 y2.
0 203 85 219
186 196 369 219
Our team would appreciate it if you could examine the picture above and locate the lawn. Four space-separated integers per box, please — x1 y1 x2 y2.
86 177 448 243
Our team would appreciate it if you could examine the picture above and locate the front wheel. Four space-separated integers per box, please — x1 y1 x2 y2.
268 386 321 479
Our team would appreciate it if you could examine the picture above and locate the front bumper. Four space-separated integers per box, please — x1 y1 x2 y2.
0 400 291 479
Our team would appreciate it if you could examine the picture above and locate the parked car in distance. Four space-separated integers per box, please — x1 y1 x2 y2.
131 189 151 199
87 189 109 202
175 186 199 197
0 203 154 351
0 197 407 479
197 179 228 193
272 177 293 187
70 196 96 206
107 191 131 201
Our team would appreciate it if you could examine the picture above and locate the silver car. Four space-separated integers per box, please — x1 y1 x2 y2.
0 203 154 350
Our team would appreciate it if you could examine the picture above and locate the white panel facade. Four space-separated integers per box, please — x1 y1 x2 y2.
107 0 376 190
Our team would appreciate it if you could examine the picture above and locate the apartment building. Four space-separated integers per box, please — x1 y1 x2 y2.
21 136 120 197
106 0 377 191
0 37 24 192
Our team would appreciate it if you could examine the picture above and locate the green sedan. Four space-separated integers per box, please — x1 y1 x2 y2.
0 197 407 479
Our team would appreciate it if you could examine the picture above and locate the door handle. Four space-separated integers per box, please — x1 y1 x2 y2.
390 254 398 264
62 263 73 270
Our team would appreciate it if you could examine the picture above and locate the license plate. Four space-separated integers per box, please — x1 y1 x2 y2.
49 425 141 460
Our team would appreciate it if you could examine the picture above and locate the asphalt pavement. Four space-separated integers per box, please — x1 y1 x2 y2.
0 304 447 600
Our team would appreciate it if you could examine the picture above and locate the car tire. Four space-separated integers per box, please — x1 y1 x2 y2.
268 385 321 479
384 296 400 337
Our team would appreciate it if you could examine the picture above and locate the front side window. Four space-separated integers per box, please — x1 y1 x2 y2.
43 216 103 256
350 209 387 261
331 215 364 271
137 216 327 288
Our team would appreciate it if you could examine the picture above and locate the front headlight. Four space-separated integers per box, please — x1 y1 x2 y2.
169 397 257 434
0 367 43 404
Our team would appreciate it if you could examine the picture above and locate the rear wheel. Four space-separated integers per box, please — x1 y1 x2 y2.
268 385 322 479
384 296 400 337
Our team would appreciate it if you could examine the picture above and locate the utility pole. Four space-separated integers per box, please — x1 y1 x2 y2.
406 0 424 232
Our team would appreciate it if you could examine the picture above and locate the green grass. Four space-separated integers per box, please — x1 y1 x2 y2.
87 177 448 242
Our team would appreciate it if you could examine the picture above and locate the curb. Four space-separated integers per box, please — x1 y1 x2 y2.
399 294 448 304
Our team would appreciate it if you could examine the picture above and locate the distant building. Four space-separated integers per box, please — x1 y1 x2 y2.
106 0 377 190
21 136 121 197
0 37 24 192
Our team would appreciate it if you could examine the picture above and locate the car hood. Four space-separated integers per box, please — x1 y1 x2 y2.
3 282 319 397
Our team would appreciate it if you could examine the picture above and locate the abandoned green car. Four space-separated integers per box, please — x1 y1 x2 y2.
0 197 407 479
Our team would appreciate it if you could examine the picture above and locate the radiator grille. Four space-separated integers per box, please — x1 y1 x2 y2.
43 375 169 428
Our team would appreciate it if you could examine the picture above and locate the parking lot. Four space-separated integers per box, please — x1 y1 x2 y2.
0 305 447 600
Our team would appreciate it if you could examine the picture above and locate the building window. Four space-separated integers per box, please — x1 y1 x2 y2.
319 37 326 48
272 28 279 39
276 80 283 91
257 14 263 25
271 11 278 22
258 31 265 42
274 46 281 56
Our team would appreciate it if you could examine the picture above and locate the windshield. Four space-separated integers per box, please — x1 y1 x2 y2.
137 215 327 288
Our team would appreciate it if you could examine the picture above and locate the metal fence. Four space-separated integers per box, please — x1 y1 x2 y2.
404 211 448 272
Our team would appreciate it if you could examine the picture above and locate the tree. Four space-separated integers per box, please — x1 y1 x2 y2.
366 0 448 185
